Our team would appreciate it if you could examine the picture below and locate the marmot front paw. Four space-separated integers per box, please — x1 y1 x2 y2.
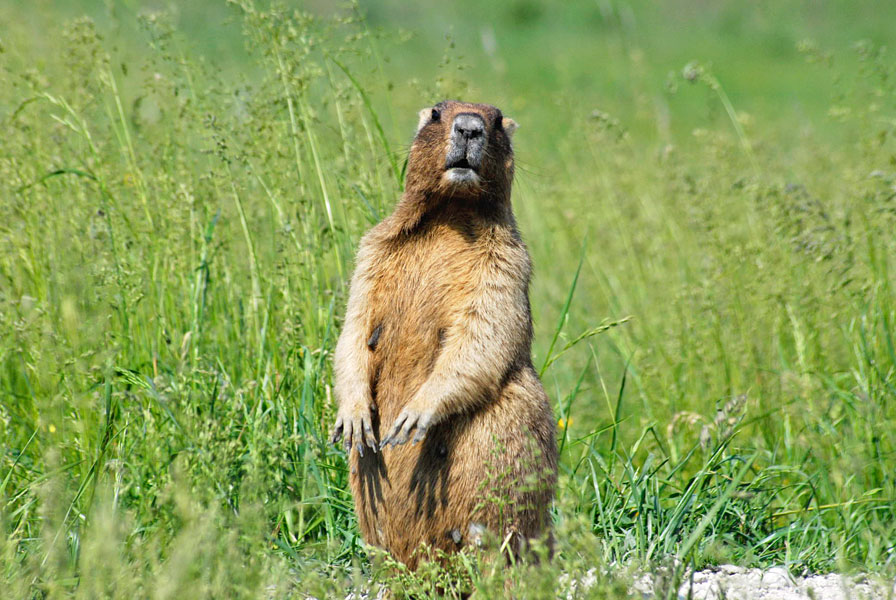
330 403 378 457
380 403 438 448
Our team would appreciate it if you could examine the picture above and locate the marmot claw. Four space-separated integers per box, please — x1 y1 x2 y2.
380 407 434 448
330 405 378 456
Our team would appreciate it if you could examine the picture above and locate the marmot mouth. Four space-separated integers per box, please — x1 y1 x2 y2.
445 157 475 171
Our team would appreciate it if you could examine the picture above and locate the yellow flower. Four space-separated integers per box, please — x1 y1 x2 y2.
49 424 56 433
558 417 573 429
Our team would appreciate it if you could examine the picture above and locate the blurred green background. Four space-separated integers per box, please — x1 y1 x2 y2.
21 0 896 138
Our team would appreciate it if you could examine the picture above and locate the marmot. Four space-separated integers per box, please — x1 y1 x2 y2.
331 100 557 569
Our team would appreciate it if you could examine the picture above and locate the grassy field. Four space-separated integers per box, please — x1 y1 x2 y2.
2 1 895 597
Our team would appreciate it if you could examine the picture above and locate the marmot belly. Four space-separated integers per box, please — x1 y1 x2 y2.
349 365 556 569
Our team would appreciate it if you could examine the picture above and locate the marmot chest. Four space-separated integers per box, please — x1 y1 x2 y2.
366 227 482 401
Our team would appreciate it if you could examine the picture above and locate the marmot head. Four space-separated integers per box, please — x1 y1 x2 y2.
405 100 518 202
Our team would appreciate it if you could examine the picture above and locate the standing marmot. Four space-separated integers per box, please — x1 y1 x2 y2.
331 100 557 569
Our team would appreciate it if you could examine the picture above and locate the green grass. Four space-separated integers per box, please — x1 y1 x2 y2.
2 1 895 597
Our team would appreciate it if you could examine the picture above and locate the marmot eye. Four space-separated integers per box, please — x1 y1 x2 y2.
431 108 441 122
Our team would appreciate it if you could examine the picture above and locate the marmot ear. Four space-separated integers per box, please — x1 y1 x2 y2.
416 108 432 135
502 117 518 139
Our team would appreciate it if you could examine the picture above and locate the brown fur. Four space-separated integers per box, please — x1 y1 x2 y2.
331 101 557 569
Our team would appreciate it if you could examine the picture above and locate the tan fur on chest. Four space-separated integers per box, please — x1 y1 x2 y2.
365 220 501 417
369 220 480 336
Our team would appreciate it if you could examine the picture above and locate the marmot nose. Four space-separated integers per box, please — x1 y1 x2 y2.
452 113 485 140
